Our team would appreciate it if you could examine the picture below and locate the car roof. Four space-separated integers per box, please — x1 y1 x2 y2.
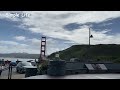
18 61 30 64
21 61 30 63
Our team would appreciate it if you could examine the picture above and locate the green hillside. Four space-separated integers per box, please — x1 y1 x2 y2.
48 44 120 63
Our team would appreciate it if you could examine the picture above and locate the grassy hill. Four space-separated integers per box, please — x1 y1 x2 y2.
48 44 120 63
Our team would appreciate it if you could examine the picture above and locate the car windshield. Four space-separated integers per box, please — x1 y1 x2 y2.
22 62 32 66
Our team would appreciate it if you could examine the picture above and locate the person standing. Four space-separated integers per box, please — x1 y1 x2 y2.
0 65 3 76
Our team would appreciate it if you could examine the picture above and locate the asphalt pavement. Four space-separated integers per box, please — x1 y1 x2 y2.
0 67 25 79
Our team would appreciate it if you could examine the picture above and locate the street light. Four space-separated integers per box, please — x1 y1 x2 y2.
89 28 93 46
87 28 93 60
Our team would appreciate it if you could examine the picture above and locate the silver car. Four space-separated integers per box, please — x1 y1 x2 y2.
16 62 32 74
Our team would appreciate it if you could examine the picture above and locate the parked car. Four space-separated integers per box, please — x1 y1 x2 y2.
0 59 5 66
9 62 17 66
70 58 80 62
16 62 32 74
31 61 37 66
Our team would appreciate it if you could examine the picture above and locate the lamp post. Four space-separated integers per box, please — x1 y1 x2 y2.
87 28 93 61
89 28 93 46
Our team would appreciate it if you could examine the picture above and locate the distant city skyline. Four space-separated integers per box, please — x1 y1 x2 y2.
0 11 120 55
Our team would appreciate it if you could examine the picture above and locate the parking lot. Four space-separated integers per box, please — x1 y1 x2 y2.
0 68 25 79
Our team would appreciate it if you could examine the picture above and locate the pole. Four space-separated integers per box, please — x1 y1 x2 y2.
89 28 90 46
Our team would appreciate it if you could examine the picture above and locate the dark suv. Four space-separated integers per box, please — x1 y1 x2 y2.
16 62 32 74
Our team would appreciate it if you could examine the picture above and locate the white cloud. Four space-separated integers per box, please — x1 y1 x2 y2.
0 40 30 53
100 23 113 26
18 11 120 43
14 36 26 41
0 40 29 47
0 45 39 54
0 41 19 45
1 11 120 55
24 37 70 55
29 38 40 46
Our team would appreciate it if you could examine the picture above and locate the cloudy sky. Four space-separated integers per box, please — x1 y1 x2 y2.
0 11 120 55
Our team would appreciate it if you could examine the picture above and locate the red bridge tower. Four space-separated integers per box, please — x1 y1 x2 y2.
39 36 46 62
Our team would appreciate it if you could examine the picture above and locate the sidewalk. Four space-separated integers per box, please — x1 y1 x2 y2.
0 67 25 79
0 74 25 79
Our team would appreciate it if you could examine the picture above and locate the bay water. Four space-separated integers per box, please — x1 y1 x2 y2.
0 57 37 62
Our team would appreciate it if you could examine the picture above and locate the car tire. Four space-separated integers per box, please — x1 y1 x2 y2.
19 69 23 74
16 69 18 73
